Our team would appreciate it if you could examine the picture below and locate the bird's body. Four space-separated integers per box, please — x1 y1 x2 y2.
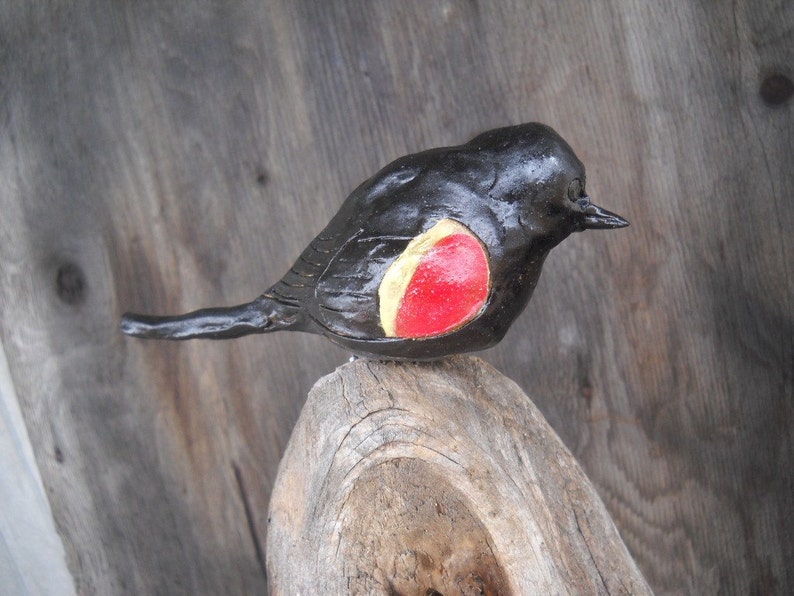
121 123 628 360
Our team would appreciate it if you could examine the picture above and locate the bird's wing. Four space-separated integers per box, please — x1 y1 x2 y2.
312 218 492 341
266 233 341 309
311 233 412 340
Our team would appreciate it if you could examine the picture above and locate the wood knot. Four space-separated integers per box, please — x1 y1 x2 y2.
760 73 793 106
56 262 86 305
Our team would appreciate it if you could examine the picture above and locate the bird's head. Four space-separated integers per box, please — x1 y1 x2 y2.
474 123 628 239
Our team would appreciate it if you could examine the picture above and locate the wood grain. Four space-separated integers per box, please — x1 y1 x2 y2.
0 1 790 594
267 356 652 595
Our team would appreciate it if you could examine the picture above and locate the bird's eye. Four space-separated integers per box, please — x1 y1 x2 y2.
567 179 583 202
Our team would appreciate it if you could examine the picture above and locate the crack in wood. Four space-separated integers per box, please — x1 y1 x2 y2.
574 505 609 593
233 462 267 582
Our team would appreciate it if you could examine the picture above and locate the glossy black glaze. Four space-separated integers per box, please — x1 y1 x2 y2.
121 123 628 360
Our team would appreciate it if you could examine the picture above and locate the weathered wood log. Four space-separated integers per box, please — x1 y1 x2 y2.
267 356 652 595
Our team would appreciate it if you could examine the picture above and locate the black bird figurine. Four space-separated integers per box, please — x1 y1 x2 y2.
121 123 628 360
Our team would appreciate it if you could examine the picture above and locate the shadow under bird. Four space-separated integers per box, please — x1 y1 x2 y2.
121 123 628 360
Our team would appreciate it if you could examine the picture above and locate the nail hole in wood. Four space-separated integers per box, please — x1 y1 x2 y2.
256 169 269 186
760 73 793 106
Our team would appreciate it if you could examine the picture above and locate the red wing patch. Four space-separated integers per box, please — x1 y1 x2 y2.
379 219 490 338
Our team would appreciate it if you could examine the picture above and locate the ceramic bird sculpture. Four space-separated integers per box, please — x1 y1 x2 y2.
121 123 628 360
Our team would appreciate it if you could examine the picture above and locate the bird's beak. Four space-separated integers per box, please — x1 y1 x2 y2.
581 201 629 230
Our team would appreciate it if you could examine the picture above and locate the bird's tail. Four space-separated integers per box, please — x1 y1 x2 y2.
120 295 297 340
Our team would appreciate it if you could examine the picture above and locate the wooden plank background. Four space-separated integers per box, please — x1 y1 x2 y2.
1 1 791 593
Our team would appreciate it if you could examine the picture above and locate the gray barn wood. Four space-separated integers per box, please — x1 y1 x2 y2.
0 1 791 594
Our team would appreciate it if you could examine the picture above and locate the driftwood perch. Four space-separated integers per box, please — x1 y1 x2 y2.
266 356 651 594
